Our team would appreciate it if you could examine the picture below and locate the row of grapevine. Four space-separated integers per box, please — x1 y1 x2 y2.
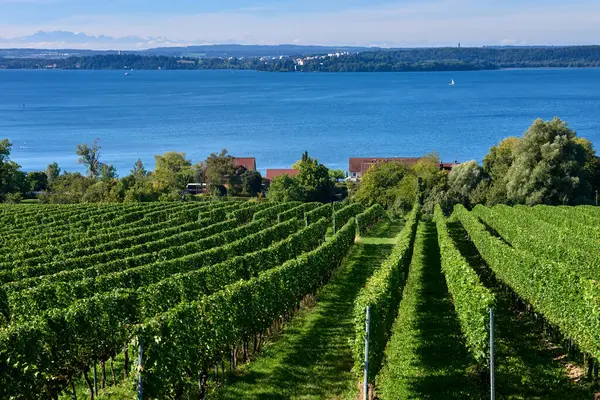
227 202 271 223
453 205 600 362
433 205 494 363
352 204 420 382
0 202 166 232
472 205 600 280
1 202 211 252
252 201 302 222
12 201 233 249
0 202 179 241
0 218 353 399
519 205 600 240
136 218 357 397
277 202 321 222
5 218 303 318
138 217 329 317
305 203 333 225
3 218 237 292
0 219 313 398
333 203 364 233
356 204 387 236
0 203 244 268
0 215 245 282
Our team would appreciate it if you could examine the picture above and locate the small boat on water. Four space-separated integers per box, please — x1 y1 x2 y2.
124 72 130 76
449 79 455 87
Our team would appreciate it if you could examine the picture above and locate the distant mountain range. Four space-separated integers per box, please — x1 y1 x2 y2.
0 31 378 59
0 31 184 50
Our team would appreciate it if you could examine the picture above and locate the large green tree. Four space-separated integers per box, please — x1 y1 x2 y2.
153 152 193 192
241 170 263 197
76 139 102 179
205 149 236 190
292 151 333 202
446 160 484 208
267 174 305 202
505 118 592 205
45 162 61 184
0 139 27 200
483 136 520 205
26 171 48 192
352 161 411 208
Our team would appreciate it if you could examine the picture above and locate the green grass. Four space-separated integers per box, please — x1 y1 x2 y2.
447 220 596 399
211 220 405 400
376 221 484 399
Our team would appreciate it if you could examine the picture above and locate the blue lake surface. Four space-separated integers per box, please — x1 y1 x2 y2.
1 69 600 174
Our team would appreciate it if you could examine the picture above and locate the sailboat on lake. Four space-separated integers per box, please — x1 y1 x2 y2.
449 79 455 87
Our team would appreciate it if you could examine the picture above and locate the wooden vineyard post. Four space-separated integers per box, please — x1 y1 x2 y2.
490 308 495 400
364 306 371 400
137 337 144 400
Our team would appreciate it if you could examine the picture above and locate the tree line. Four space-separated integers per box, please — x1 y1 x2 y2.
4 46 600 72
349 117 600 215
1 117 598 208
0 140 346 204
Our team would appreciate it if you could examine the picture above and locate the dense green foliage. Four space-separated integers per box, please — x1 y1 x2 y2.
6 46 600 72
351 118 600 214
352 204 420 382
0 201 355 399
454 205 600 361
137 218 357 397
355 204 387 236
434 205 494 362
333 203 365 233
268 152 337 203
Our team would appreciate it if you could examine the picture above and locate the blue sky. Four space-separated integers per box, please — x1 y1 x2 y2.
1 0 599 48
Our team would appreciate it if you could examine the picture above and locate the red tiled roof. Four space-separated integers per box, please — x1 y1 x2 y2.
349 157 422 173
265 169 300 181
233 157 257 171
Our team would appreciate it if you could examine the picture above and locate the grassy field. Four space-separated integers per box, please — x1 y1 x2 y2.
376 221 484 399
211 220 404 400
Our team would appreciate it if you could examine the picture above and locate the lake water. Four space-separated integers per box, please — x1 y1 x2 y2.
1 69 600 174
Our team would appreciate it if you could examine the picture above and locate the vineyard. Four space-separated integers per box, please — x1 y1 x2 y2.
0 201 598 399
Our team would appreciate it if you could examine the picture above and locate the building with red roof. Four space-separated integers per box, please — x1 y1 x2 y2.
265 168 300 182
233 157 257 171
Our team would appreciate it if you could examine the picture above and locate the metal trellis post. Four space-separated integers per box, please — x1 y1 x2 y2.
364 306 371 400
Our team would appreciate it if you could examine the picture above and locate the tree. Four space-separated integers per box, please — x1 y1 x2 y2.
391 174 419 215
82 180 120 203
99 164 118 181
26 171 48 192
153 152 193 192
205 149 236 190
131 159 147 179
45 162 61 184
352 161 411 208
267 175 305 202
241 170 263 197
505 118 591 205
483 137 520 205
0 139 27 200
76 139 102 179
446 160 484 208
40 173 94 203
329 169 347 181
292 151 333 202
